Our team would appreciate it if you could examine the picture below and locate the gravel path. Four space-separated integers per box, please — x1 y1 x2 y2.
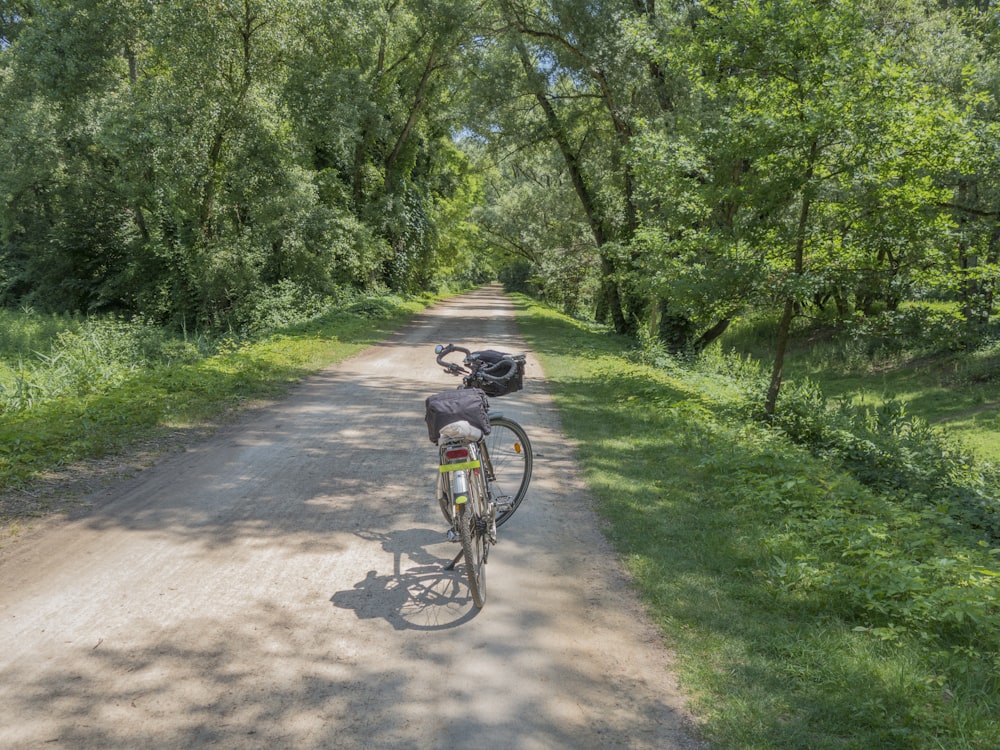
0 286 702 749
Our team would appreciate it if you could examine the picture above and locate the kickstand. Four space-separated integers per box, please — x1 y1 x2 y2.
444 550 464 571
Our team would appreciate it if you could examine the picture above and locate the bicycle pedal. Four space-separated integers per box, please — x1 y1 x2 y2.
446 529 460 543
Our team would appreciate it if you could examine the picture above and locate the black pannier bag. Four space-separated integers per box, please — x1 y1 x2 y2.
425 388 491 443
468 350 525 397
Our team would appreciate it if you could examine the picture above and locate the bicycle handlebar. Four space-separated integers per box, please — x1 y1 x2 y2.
435 343 471 376
434 343 523 382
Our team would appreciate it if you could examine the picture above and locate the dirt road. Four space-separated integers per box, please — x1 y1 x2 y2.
0 287 701 749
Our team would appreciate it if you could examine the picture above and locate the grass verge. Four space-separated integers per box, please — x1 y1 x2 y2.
0 296 431 521
512 296 1000 750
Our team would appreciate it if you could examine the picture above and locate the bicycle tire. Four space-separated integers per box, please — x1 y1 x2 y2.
482 415 533 528
457 467 489 608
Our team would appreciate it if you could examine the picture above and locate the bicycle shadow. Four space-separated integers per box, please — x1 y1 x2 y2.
330 528 479 631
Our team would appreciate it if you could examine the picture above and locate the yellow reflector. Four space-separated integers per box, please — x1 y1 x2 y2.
514 443 522 454
439 460 481 473
455 494 468 505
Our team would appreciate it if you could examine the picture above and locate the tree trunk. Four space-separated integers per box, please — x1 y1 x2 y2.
693 317 731 353
199 129 225 238
600 256 629 335
766 142 816 415
513 40 629 334
384 47 439 192
124 42 150 243
765 299 795 415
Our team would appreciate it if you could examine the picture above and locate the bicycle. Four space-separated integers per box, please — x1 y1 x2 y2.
425 344 533 608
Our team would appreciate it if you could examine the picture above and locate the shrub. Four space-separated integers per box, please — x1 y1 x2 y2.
231 279 332 334
848 304 968 356
345 295 406 319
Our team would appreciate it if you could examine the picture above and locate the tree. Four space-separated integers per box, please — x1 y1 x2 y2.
631 0 967 412
458 0 668 334
0 0 485 324
0 0 144 311
285 0 481 292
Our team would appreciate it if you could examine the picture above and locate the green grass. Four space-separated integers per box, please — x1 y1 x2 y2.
512 296 1000 750
0 295 433 510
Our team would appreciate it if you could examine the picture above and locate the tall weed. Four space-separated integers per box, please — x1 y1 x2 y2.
0 317 204 414
0 308 83 361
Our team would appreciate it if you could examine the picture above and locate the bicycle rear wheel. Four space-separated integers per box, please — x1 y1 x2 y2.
457 468 490 608
482 415 532 528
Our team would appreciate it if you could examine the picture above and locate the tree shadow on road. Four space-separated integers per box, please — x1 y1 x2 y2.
330 527 480 630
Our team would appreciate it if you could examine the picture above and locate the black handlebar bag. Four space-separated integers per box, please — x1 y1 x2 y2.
425 388 491 443
469 351 525 397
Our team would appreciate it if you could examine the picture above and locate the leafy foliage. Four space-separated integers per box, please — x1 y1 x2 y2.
0 0 483 326
772 382 1000 535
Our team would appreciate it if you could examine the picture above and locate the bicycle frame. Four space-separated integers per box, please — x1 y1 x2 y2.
436 428 503 518
440 437 490 512
438 436 494 602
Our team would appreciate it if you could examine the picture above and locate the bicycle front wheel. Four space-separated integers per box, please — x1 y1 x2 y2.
482 415 533 528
